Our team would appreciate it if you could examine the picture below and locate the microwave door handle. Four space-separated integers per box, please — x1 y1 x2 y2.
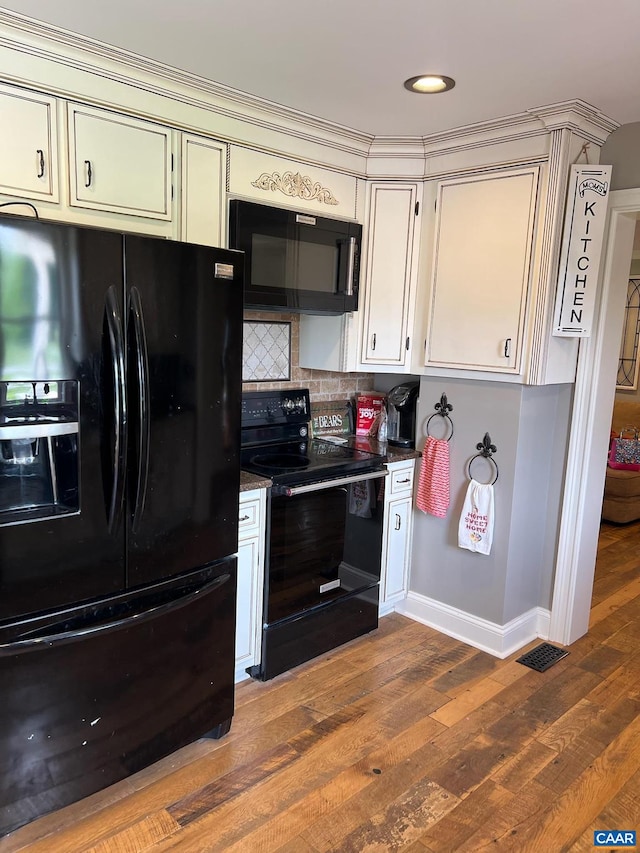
344 236 357 297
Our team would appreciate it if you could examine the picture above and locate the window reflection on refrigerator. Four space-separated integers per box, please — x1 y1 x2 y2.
0 221 83 526
0 380 79 525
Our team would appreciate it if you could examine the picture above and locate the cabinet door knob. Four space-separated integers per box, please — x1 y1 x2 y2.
371 333 377 351
239 514 250 522
397 477 410 484
504 337 512 358
84 160 93 188
36 149 45 179
395 513 401 530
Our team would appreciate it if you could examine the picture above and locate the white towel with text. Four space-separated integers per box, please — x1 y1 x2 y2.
458 479 494 555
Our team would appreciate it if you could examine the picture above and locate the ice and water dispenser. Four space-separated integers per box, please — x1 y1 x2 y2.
0 380 79 525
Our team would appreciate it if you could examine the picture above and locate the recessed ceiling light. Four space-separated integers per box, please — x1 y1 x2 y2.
404 75 455 94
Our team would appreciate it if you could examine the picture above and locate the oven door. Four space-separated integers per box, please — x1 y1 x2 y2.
268 469 386 624
251 469 387 680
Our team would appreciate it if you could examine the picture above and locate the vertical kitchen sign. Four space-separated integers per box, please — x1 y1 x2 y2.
553 164 612 337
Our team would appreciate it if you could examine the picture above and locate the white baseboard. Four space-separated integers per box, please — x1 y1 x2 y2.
235 667 251 684
395 592 551 659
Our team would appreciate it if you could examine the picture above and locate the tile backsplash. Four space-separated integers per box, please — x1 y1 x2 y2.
243 320 291 382
242 311 375 401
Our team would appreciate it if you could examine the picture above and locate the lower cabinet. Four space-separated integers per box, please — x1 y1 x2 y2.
380 459 416 616
236 488 267 682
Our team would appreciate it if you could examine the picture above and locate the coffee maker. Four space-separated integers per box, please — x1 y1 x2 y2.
386 381 419 448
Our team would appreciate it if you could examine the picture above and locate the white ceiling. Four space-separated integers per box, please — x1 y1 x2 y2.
1 0 639 138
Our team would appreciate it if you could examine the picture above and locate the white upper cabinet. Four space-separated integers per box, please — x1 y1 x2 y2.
425 166 540 374
0 82 59 203
67 104 173 220
180 134 226 247
360 183 421 369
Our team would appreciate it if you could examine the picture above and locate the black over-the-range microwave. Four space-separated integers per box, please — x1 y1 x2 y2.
229 199 362 315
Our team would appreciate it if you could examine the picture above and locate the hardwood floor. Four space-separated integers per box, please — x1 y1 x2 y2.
2 523 640 853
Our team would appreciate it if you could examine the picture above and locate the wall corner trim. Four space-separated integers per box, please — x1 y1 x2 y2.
395 592 550 659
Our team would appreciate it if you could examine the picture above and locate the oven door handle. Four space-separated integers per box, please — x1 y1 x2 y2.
277 469 387 497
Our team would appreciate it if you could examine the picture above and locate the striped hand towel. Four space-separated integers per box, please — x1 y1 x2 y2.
416 436 450 517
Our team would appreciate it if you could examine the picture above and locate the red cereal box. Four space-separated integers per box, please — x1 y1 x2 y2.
355 393 386 436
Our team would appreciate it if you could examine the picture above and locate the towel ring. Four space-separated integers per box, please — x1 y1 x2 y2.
466 453 499 485
466 433 499 484
426 393 454 441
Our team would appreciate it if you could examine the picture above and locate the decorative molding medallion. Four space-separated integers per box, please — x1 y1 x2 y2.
250 171 339 205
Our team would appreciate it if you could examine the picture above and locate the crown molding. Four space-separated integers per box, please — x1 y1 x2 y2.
0 10 374 161
527 100 619 144
419 100 618 158
0 12 621 169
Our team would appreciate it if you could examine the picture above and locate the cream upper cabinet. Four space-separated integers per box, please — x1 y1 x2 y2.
67 104 173 220
180 134 226 247
299 181 421 374
0 82 59 203
425 166 540 374
360 182 421 369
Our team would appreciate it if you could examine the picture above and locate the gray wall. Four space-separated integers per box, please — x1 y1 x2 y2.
506 384 573 616
410 376 572 625
601 122 640 191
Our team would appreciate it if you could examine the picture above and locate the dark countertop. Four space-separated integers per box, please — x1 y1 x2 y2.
341 436 421 463
240 470 271 492
239 438 419 493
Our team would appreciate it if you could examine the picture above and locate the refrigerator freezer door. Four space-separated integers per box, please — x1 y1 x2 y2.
0 220 126 621
123 237 243 588
0 558 236 836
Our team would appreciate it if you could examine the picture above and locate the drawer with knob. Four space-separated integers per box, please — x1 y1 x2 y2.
238 496 261 539
390 464 415 496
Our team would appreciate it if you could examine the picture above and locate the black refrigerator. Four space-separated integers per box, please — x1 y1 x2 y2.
0 215 243 836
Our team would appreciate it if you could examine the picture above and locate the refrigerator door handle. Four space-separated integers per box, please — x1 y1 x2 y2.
104 286 127 534
129 286 151 533
0 572 231 652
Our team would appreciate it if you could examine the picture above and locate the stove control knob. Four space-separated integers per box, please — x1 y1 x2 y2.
299 426 308 437
282 398 294 411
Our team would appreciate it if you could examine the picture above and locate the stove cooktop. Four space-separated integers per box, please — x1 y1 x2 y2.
240 437 386 487
240 389 386 487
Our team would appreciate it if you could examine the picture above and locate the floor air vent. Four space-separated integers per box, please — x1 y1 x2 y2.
516 642 569 672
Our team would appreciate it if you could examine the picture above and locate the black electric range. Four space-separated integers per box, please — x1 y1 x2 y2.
241 389 387 681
